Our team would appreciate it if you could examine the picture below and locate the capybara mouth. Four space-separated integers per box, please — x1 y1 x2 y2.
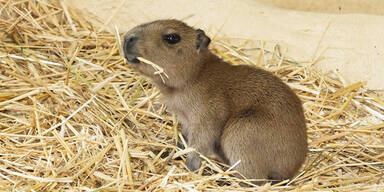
124 53 140 64
126 56 140 64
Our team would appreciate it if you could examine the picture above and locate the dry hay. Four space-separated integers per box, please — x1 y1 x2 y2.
0 0 384 191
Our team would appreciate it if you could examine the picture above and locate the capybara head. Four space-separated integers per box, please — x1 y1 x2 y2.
122 20 211 88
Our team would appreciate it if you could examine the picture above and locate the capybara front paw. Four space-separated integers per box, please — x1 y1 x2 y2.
186 152 201 172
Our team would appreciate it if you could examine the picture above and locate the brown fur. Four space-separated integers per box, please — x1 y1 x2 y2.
122 19 308 184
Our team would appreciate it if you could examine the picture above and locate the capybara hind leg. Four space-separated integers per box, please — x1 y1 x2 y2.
220 117 270 183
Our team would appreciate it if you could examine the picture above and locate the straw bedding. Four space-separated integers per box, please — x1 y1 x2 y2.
0 0 383 191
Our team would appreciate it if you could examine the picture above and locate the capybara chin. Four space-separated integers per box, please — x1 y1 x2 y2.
122 19 308 184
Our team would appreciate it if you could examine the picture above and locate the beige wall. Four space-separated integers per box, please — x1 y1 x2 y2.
258 0 384 15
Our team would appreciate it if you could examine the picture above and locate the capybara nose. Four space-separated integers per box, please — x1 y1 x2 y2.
123 34 138 54
123 34 139 63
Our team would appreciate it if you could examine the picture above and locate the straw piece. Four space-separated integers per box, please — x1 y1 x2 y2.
331 81 367 99
52 130 75 157
0 166 72 183
172 148 195 159
288 83 320 95
213 48 240 66
0 89 40 107
160 166 176 187
42 94 96 135
136 57 169 83
60 0 77 32
73 144 113 178
1 53 63 66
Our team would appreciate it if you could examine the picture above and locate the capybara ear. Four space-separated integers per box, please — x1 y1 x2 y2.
196 29 211 52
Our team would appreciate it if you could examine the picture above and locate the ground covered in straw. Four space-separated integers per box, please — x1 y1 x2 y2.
0 1 383 191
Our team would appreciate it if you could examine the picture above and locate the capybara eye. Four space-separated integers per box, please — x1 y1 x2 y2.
163 33 181 44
